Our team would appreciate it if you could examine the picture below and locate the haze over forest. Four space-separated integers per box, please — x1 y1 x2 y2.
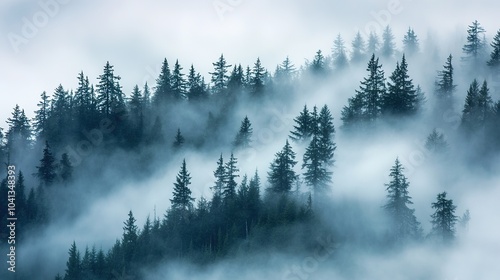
1 1 500 280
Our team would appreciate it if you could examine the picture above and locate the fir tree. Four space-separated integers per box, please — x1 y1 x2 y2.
36 141 57 187
367 31 380 55
64 241 81 280
435 54 456 103
340 92 364 129
430 192 458 242
487 29 500 71
233 116 253 149
462 20 486 63
310 50 326 74
251 57 266 96
403 27 419 57
128 85 143 123
268 140 298 193
381 55 418 116
171 59 187 100
332 34 348 70
302 134 329 193
210 54 232 96
223 153 239 201
381 26 396 59
153 58 172 106
213 154 225 197
275 56 296 84
317 105 336 167
362 54 386 122
96 61 125 118
33 91 51 139
6 105 32 156
351 31 366 63
383 158 421 242
228 64 245 93
425 129 448 154
172 128 185 149
461 80 493 130
122 210 138 267
59 153 73 183
170 159 194 210
290 105 313 142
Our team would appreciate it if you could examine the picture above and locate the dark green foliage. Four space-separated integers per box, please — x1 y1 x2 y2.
290 105 313 142
6 104 32 157
381 55 418 116
122 211 138 268
36 141 57 187
383 158 421 242
170 159 194 210
233 116 252 149
96 61 125 118
171 59 187 100
430 192 458 242
33 91 51 139
64 241 81 280
268 140 298 193
153 58 172 106
223 153 239 202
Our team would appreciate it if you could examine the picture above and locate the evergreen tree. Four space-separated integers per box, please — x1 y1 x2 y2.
36 141 57 187
275 56 296 84
367 31 380 55
213 154 225 197
210 54 232 96
122 211 138 268
64 241 81 280
383 158 421 242
187 65 208 101
153 58 172 106
172 128 185 149
403 27 419 57
233 116 253 149
351 31 366 63
6 105 32 156
303 133 327 193
59 153 73 183
425 129 448 154
362 54 386 122
268 140 298 193
317 105 336 167
33 91 51 139
461 80 493 130
340 91 364 129
435 54 456 103
310 50 326 74
487 29 500 71
430 192 458 242
462 20 486 63
381 26 396 59
223 153 239 201
73 72 94 132
96 61 125 118
381 55 418 116
171 60 187 100
251 57 266 96
228 64 245 94
128 85 143 123
143 82 152 111
332 34 348 70
289 105 313 142
170 159 194 210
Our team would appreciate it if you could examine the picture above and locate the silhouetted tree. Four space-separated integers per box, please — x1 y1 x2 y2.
64 241 81 280
233 116 252 149
210 54 232 96
170 159 194 210
462 20 486 64
268 140 298 193
381 55 418 116
430 192 458 243
36 141 57 187
403 27 419 57
173 128 185 149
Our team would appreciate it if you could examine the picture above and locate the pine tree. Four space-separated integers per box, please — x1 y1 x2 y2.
367 31 380 55
33 91 51 139
381 55 418 116
403 28 419 57
171 60 187 100
96 61 125 118
381 26 396 59
210 54 232 96
122 210 138 267
462 20 486 63
430 192 458 242
383 158 421 242
64 241 81 280
362 54 386 122
268 140 298 193
233 116 253 149
332 34 348 70
351 31 366 63
425 129 448 154
487 29 500 71
173 128 185 149
302 131 331 194
251 57 266 96
36 141 57 187
171 159 194 210
59 153 73 183
153 58 172 106
223 153 239 201
289 105 313 142
435 54 456 104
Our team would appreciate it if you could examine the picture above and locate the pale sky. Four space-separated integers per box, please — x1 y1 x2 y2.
0 0 498 128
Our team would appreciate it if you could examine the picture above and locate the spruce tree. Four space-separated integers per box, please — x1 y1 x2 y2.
403 27 419 57
59 153 73 183
275 56 296 84
340 92 364 129
251 58 266 96
310 50 326 74
430 192 458 242
435 54 456 104
170 159 194 210
351 31 366 63
210 54 232 96
213 154 225 197
233 116 253 149
223 153 239 201
122 210 138 267
187 65 208 101
33 91 51 139
228 64 245 93
36 141 57 187
461 80 493 130
153 58 172 106
317 105 336 167
381 55 418 116
128 85 143 123
332 34 348 70
96 61 125 118
462 20 486 63
171 59 187 100
361 54 386 122
289 105 313 142
268 140 298 193
487 29 500 71
172 128 185 149
425 129 448 154
302 134 329 193
367 31 380 55
383 158 421 242
381 26 396 59
64 241 81 280
6 105 32 156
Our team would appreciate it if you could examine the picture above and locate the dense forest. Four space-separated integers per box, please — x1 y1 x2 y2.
1 21 500 279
